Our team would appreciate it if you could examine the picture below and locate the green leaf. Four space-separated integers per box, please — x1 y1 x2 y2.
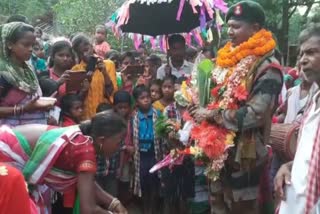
197 59 214 107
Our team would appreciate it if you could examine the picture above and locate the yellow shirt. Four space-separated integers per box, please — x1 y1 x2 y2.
152 100 166 113
72 60 118 119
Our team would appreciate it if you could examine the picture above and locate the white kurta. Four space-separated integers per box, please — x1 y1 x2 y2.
280 91 320 214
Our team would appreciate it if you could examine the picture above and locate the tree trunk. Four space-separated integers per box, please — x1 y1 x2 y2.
280 0 290 65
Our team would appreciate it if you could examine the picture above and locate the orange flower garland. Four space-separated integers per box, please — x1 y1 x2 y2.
216 29 276 68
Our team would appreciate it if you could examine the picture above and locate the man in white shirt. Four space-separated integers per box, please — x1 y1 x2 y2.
275 23 320 214
157 34 194 80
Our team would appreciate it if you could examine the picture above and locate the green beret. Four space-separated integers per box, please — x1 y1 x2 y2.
226 1 265 26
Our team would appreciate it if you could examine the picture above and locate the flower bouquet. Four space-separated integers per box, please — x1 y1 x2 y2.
189 121 235 181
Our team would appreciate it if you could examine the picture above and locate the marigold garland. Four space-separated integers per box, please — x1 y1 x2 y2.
216 29 276 68
189 29 277 181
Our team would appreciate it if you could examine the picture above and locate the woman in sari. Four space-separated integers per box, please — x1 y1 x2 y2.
0 111 128 214
71 34 118 120
0 22 53 126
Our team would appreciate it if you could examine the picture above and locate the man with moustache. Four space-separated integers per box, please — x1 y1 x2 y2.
275 23 320 214
188 1 283 213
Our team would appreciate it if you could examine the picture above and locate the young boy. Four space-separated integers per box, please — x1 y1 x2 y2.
131 85 162 214
94 25 111 59
113 90 134 205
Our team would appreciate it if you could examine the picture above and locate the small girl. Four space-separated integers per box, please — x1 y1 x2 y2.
60 94 84 127
153 75 175 112
149 79 162 103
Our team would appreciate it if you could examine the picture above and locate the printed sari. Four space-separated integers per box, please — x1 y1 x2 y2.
0 125 97 214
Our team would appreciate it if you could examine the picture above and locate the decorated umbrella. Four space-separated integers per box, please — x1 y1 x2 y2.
108 0 228 49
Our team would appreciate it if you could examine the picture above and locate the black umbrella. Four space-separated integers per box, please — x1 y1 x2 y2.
119 0 213 36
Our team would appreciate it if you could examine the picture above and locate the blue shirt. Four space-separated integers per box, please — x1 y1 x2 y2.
134 108 160 153
31 54 47 73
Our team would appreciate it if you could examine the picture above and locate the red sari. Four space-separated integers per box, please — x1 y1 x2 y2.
0 163 37 214
0 125 97 213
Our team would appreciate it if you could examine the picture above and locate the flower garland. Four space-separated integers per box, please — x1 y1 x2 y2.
216 29 276 68
209 55 257 110
150 29 277 181
209 29 276 110
189 29 276 181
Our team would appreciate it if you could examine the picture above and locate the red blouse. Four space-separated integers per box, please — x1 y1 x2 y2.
49 68 66 106
54 133 97 173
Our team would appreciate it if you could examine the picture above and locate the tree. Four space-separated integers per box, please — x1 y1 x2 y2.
0 0 57 22
53 0 133 50
53 0 124 34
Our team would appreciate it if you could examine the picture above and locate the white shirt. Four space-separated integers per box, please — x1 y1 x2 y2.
280 91 320 214
156 59 193 80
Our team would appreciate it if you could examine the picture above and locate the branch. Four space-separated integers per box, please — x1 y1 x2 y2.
303 4 313 17
289 6 298 18
289 0 320 6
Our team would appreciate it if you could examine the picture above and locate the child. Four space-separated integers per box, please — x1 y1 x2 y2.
153 75 175 112
106 50 120 69
149 79 162 103
143 55 162 86
202 46 215 61
52 94 83 214
113 91 134 205
131 85 162 214
94 25 111 59
31 38 47 73
118 51 136 92
162 100 195 214
60 94 84 126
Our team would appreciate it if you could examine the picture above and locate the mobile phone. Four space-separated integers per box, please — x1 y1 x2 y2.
123 65 145 79
66 71 87 92
86 56 98 72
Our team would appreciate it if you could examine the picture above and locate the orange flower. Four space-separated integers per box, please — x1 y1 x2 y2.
216 29 276 68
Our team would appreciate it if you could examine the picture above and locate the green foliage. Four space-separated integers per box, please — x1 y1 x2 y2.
289 13 305 44
155 115 172 138
0 0 55 21
53 0 131 49
53 0 124 34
